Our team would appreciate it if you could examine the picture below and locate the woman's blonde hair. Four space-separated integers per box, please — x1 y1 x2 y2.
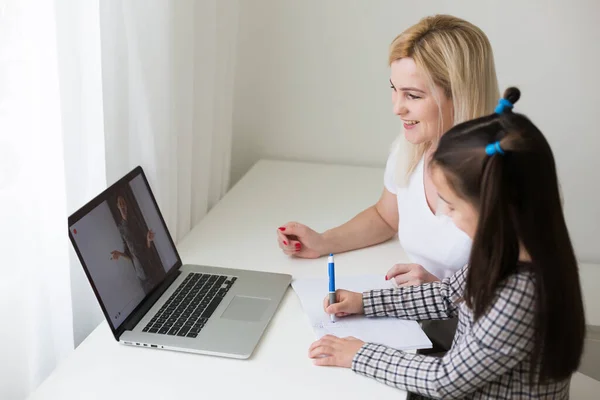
389 15 500 180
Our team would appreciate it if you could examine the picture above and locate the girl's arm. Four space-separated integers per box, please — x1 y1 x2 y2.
353 272 537 399
362 264 468 321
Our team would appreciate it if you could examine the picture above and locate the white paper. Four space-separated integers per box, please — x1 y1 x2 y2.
292 274 432 350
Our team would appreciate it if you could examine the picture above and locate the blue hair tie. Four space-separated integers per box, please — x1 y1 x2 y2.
494 98 514 114
485 141 504 156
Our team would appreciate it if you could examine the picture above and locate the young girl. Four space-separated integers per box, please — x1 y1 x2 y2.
308 88 586 399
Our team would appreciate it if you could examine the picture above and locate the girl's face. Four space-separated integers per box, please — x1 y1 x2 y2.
431 165 479 239
390 58 454 145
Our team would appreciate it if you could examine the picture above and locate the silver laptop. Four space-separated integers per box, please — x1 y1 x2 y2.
68 166 291 359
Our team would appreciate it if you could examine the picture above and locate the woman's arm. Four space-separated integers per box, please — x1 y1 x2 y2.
322 188 399 254
110 250 131 261
277 188 399 258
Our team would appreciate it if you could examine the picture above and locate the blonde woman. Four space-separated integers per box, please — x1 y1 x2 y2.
276 15 500 351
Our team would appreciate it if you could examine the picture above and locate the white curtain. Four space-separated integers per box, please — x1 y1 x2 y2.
0 1 75 399
100 0 237 242
0 0 238 397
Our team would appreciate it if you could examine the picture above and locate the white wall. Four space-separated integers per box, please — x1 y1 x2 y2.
231 0 600 263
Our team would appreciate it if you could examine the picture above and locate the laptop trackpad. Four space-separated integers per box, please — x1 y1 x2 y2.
221 296 270 322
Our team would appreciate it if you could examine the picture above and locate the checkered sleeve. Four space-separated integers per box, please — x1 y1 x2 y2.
352 271 537 399
362 264 467 321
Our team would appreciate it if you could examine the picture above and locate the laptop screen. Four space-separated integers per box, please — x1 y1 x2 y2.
68 168 179 331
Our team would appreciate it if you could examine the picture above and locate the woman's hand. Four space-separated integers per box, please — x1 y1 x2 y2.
323 289 364 317
110 250 130 261
276 222 327 259
308 335 365 367
386 263 440 286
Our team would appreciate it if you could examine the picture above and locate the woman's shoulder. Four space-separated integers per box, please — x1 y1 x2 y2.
384 138 431 201
383 140 402 194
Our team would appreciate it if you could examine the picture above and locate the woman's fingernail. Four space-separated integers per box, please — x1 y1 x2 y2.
283 241 288 245
295 243 301 249
278 227 286 231
385 275 389 280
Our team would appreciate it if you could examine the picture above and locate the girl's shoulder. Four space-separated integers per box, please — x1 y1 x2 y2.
497 265 536 299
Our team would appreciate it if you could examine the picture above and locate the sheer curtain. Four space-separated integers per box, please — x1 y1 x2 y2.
0 1 74 398
0 0 238 397
100 0 237 242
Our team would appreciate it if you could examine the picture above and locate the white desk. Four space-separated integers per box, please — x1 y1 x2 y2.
29 160 413 400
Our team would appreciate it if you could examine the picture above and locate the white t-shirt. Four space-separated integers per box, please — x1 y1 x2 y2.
384 149 472 280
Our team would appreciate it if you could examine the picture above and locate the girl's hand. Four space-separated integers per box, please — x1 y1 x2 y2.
308 335 365 367
323 289 364 317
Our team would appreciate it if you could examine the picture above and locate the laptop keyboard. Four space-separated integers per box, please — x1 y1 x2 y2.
142 272 237 338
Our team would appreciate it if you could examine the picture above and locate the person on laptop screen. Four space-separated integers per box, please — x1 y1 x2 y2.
108 191 164 294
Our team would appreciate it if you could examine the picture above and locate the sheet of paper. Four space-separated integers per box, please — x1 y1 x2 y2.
292 274 432 350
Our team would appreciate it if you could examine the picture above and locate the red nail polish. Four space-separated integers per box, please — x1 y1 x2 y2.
295 243 301 248
278 227 286 231
283 241 288 245
385 275 389 280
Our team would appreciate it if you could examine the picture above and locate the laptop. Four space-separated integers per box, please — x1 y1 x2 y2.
68 166 291 359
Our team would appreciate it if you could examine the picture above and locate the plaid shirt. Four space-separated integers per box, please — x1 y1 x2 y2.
352 265 570 399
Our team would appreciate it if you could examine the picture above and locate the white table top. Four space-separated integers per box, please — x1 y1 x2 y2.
29 159 413 400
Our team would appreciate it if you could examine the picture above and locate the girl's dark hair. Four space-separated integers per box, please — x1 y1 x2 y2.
432 87 585 383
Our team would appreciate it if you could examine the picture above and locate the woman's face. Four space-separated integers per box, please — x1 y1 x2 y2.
390 57 454 145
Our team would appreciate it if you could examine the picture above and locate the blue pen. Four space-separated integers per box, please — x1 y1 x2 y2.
328 253 336 322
